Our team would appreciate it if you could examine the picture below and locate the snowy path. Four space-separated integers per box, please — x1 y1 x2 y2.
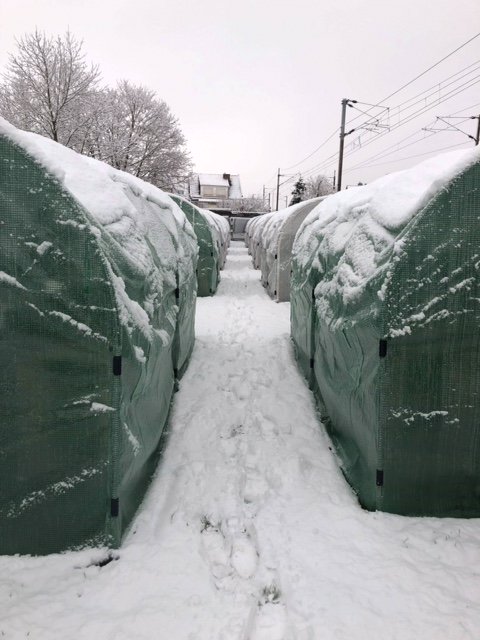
2 242 480 639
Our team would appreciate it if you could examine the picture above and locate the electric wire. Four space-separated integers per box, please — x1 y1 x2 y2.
346 117 473 172
295 72 480 182
350 141 469 170
267 33 480 198
302 74 480 179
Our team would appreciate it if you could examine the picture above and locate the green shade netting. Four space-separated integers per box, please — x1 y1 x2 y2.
0 120 197 554
291 148 480 517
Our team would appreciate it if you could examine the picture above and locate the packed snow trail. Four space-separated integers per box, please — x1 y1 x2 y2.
2 242 480 639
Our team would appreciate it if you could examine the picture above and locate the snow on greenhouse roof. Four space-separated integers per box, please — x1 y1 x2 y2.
261 198 324 251
0 118 189 231
0 118 188 225
0 117 197 339
293 147 480 326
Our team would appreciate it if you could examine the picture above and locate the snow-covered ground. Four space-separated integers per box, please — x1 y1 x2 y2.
2 242 480 639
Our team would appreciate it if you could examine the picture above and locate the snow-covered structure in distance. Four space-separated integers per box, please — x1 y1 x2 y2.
246 211 275 269
244 199 325 302
245 214 261 255
231 214 261 241
170 195 229 295
260 198 325 301
0 119 198 555
203 208 230 269
188 172 242 212
291 147 480 517
177 194 222 295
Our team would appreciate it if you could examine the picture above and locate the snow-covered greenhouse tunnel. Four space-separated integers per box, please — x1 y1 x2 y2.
169 194 229 296
291 148 480 518
247 211 272 269
204 208 230 269
244 214 259 255
0 119 198 555
258 197 324 302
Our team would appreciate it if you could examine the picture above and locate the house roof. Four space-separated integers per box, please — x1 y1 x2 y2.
189 173 243 199
198 174 229 188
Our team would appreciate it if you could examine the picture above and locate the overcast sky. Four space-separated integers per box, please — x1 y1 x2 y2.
1 0 479 204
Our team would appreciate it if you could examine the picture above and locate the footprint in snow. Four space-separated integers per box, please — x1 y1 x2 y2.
200 519 232 583
243 465 270 505
231 533 258 580
250 585 288 640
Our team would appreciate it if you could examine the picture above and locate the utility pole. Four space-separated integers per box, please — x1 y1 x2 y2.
337 98 357 192
262 184 266 206
275 168 281 211
475 115 480 146
337 99 348 192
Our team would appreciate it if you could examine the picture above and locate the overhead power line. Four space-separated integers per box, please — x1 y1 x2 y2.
342 75 480 160
346 117 473 172
348 141 469 171
268 32 480 195
306 74 480 181
282 128 339 171
295 71 479 184
374 31 480 106
343 59 480 130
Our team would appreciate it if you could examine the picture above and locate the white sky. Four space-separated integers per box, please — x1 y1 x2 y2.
1 0 479 204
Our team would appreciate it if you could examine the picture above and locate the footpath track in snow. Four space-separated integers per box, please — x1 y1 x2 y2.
2 242 480 640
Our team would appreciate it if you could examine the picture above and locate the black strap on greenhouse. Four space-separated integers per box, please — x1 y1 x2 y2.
379 339 388 358
376 470 384 487
112 355 122 376
110 498 119 517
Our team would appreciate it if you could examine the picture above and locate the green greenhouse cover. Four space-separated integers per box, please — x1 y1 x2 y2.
169 194 220 296
291 148 480 517
0 119 198 555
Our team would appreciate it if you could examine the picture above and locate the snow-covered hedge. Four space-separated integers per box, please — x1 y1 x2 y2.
291 147 480 517
0 118 198 554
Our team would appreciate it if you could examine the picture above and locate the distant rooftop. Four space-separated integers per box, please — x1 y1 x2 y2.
189 173 242 201
198 174 229 188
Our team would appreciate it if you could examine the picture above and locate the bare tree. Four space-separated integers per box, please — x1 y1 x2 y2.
304 174 335 199
86 80 191 191
0 30 101 145
0 31 191 191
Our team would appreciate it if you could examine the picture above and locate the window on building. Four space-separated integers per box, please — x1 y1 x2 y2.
200 186 228 198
